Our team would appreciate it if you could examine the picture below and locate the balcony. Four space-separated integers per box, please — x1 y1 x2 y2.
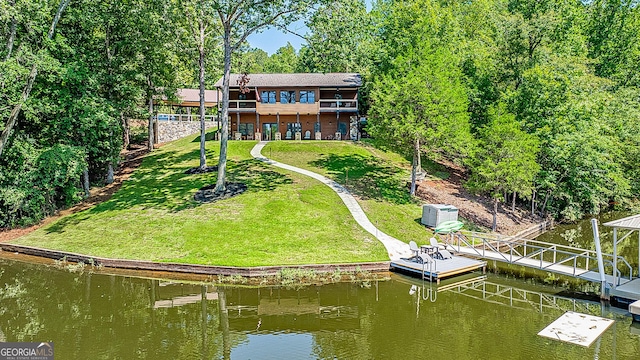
319 99 358 112
228 100 257 112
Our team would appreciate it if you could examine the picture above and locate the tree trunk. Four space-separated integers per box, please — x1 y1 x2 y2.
106 163 114 184
5 0 16 61
541 190 550 216
531 189 536 216
0 0 71 159
122 114 129 149
511 191 516 212
214 25 232 193
198 18 207 169
147 80 155 151
410 138 418 196
416 138 422 176
492 198 498 232
82 169 90 198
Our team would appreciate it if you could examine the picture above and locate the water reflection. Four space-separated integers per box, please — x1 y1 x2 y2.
0 257 639 359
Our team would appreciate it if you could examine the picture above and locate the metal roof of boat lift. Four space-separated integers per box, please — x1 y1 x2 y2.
602 213 640 302
603 214 640 230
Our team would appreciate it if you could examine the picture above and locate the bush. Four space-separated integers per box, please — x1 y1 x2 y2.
0 140 87 228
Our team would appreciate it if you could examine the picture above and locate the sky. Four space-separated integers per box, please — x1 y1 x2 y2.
246 1 373 55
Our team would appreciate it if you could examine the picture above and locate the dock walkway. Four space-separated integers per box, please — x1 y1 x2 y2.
444 231 633 289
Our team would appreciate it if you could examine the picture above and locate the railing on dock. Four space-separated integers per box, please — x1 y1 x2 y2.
442 231 633 285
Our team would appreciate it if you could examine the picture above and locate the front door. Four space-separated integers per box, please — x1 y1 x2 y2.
262 123 277 141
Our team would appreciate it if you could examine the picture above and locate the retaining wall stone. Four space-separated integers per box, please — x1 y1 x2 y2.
157 121 217 143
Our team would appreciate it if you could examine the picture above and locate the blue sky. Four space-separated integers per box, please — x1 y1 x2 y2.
247 1 373 55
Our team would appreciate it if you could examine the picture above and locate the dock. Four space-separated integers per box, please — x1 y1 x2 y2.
390 253 486 283
442 230 640 301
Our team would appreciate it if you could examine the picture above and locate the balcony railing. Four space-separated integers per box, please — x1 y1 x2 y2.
156 114 217 122
228 100 257 111
319 99 358 111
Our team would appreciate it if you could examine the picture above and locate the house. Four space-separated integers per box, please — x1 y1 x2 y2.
214 73 362 141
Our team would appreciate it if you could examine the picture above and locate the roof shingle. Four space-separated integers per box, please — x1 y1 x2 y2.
214 73 362 88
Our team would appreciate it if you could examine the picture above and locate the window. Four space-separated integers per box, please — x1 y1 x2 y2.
260 91 276 104
238 93 247 100
300 90 315 104
239 123 254 136
280 90 296 104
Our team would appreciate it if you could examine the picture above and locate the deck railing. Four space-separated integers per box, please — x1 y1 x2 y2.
228 100 257 110
319 99 358 111
156 114 217 122
442 231 633 284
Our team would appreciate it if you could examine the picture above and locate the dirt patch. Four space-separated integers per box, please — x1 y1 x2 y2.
415 161 543 235
0 144 150 243
194 182 248 203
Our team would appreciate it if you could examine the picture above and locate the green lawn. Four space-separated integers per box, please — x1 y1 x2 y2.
264 141 434 245
13 134 390 266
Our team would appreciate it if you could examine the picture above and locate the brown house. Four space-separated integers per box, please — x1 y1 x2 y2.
214 73 362 141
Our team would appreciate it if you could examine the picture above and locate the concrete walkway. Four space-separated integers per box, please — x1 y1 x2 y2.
251 141 411 260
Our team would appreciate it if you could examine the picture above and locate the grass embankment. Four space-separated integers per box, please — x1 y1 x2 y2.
13 135 391 266
264 141 433 244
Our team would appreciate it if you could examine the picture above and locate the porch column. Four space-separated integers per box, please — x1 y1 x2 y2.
276 113 280 132
316 113 321 140
296 112 300 126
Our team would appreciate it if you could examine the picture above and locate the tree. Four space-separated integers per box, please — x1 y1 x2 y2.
0 0 70 159
467 105 539 231
368 43 471 196
263 43 298 73
180 0 220 170
211 0 318 193
297 0 372 73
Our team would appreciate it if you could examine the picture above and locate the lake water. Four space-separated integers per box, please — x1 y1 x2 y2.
1 255 639 359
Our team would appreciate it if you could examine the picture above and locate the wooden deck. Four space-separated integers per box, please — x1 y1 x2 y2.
390 255 486 283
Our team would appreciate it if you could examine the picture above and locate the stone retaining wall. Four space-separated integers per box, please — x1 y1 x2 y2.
157 121 217 143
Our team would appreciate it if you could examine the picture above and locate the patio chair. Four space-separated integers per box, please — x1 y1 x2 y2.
304 130 311 139
285 130 292 140
438 249 453 260
430 237 445 250
409 241 420 256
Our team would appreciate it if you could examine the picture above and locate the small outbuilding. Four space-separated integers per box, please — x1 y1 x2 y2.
421 204 458 228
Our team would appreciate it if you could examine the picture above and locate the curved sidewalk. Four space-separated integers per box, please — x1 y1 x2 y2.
251 141 410 260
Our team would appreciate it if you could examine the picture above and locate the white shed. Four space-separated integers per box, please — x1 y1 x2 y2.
421 204 458 227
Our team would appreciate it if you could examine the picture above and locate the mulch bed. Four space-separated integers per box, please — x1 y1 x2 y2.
194 182 248 203
184 165 218 175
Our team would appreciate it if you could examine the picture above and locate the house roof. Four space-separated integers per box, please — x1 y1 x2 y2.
214 73 362 88
176 88 218 103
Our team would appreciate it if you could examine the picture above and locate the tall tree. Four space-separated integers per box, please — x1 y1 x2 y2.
180 0 220 169
368 44 471 196
297 0 372 73
263 43 298 73
466 105 539 231
0 0 70 159
211 0 317 193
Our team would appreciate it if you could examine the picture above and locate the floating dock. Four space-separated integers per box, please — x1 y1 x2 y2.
390 255 486 283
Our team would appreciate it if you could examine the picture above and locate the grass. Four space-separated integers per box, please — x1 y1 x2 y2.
13 133 389 266
264 141 435 245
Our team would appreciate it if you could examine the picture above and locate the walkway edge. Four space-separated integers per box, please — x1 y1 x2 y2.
0 243 390 277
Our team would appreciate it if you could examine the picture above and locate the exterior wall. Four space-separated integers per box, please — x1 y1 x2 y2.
228 112 359 140
157 121 217 143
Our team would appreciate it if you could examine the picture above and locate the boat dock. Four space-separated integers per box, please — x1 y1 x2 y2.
441 227 640 301
390 252 486 283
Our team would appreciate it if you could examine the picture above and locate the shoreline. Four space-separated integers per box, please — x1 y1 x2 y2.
0 243 390 279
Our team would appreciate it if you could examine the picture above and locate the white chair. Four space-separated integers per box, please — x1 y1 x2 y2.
438 249 453 260
304 130 311 139
430 237 446 250
285 130 292 140
409 241 420 256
